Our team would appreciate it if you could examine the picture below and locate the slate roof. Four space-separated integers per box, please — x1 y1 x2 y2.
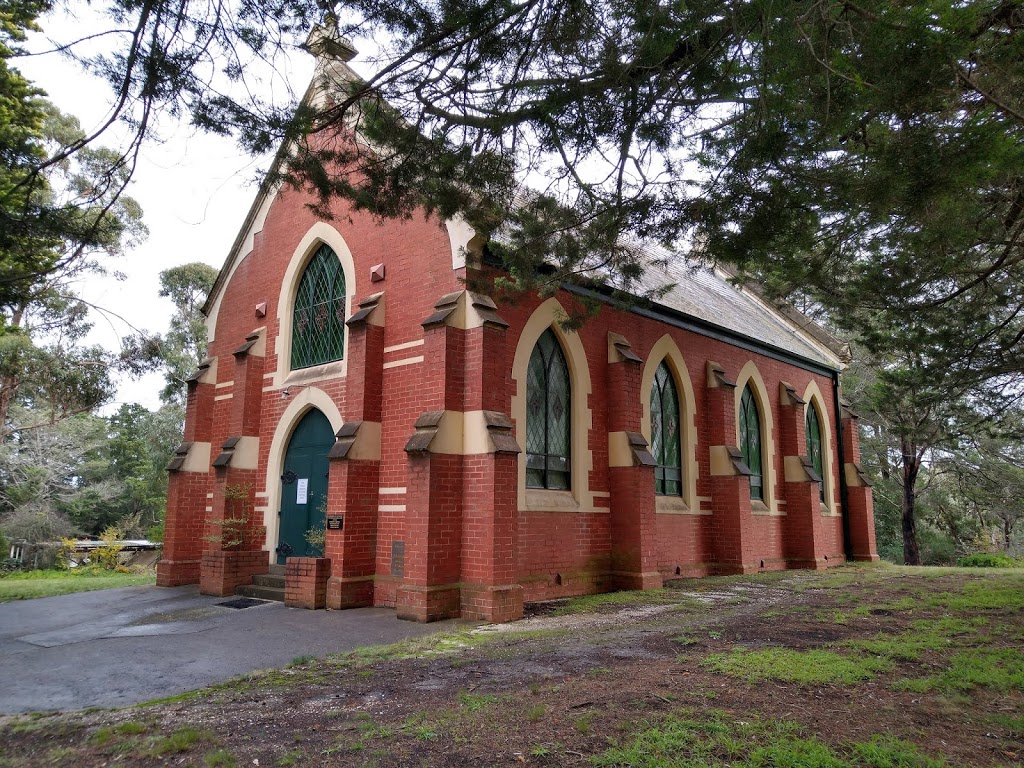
630 248 845 370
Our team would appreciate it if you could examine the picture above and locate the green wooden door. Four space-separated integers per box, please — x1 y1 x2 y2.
277 408 333 564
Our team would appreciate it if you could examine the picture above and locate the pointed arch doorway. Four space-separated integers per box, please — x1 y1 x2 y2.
277 408 333 564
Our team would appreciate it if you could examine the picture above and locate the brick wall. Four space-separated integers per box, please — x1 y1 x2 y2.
285 557 330 609
159 153 877 620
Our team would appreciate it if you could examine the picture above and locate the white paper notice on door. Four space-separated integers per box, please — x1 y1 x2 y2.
296 478 309 505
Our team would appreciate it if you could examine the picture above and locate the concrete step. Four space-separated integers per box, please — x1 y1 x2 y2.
268 564 286 576
252 573 285 589
236 584 285 602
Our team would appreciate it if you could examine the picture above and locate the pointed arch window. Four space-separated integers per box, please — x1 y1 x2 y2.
526 329 571 490
291 244 346 370
806 404 825 502
651 361 682 496
739 385 764 501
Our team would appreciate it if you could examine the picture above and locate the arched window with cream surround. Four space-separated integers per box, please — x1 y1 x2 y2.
806 402 825 502
651 361 682 496
739 384 764 501
526 329 571 490
291 244 346 370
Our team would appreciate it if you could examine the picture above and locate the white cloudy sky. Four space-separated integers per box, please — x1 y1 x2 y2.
16 7 323 411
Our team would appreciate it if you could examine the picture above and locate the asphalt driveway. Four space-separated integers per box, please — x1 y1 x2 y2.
0 585 460 714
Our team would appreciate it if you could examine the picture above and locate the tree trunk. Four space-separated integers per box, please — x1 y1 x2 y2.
1005 517 1012 552
901 437 922 565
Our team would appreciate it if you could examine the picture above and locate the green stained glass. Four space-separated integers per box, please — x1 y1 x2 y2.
740 385 763 501
651 361 682 496
291 244 346 370
806 404 825 502
526 329 572 490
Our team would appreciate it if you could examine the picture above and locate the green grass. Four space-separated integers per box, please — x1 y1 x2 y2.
276 748 305 766
0 569 154 602
148 726 212 756
138 688 206 707
846 617 987 661
704 648 891 685
204 749 237 767
939 577 1024 612
332 627 492 666
457 691 499 711
115 720 148 735
987 713 1024 737
593 711 946 768
897 648 1024 693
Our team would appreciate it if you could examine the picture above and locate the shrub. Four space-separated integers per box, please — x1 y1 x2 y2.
205 484 264 550
93 526 125 571
56 538 77 570
957 553 1018 568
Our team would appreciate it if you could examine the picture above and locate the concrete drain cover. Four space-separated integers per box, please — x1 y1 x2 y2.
217 597 272 609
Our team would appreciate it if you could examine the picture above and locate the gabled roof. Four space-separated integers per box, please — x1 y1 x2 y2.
201 28 361 319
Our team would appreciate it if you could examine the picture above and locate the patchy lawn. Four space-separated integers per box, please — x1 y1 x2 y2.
2 564 1023 767
0 569 154 602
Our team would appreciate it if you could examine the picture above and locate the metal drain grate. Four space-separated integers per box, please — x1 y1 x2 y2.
216 597 271 609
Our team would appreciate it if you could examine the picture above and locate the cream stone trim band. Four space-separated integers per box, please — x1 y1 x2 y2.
215 380 235 389
405 410 520 456
378 504 407 512
180 442 212 473
845 462 872 488
379 487 407 495
213 393 234 402
233 327 267 358
784 455 817 483
343 422 382 461
195 357 218 386
230 436 260 471
607 431 656 468
384 340 424 353
382 356 424 369
710 445 748 476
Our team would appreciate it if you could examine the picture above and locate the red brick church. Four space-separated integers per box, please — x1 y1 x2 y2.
156 35 878 623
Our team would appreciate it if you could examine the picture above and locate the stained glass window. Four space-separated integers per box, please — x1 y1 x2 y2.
526 329 571 490
806 404 825 502
651 361 682 496
739 385 763 501
291 244 346 370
